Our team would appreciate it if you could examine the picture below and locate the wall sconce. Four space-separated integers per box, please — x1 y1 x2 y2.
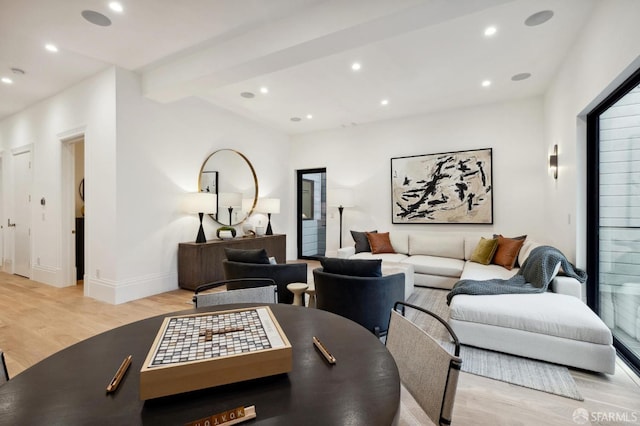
549 144 558 179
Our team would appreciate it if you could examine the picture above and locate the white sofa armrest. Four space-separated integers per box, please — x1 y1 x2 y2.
550 276 582 301
337 246 355 259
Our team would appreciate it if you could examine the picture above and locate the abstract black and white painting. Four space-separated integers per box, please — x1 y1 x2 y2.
391 148 492 224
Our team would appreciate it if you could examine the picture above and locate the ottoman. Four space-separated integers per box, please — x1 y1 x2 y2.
448 292 616 374
381 262 415 300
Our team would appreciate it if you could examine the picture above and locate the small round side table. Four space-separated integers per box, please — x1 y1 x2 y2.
287 283 309 306
305 283 316 308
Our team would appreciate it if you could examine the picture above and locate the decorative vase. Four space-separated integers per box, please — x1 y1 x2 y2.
216 226 237 240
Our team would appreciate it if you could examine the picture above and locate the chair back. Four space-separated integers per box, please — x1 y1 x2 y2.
0 351 9 384
194 285 277 308
193 278 277 308
313 268 404 336
223 260 307 304
386 302 461 426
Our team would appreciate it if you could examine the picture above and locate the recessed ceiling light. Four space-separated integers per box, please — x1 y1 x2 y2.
351 62 361 71
306 114 313 119
109 2 123 13
45 43 58 52
525 10 554 27
240 92 255 98
380 99 389 106
484 26 497 37
260 87 269 94
481 80 492 88
290 117 302 122
81 10 112 27
1 77 13 84
511 72 532 81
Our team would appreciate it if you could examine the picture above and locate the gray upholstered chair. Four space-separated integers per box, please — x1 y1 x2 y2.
0 350 9 384
192 278 277 307
223 260 307 304
312 267 404 337
386 301 462 426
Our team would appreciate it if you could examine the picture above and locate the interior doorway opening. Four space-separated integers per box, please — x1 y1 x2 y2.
297 168 326 259
61 134 85 287
74 141 85 284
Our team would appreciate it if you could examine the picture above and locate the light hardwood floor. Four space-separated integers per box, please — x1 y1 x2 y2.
1 271 639 425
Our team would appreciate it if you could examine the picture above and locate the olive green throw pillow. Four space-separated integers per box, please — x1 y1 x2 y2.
470 237 499 265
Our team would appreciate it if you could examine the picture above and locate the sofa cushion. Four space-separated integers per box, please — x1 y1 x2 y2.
351 252 409 263
518 239 541 266
469 237 499 265
389 232 409 254
408 234 464 259
224 248 270 264
449 292 613 345
320 258 382 277
460 260 519 281
402 255 465 278
367 232 395 254
351 230 376 253
492 235 526 270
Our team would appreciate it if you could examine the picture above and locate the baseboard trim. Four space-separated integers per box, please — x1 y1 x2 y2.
32 265 66 287
85 271 179 305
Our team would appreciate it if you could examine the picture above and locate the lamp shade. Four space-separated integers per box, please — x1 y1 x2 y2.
218 192 242 208
328 188 355 208
184 192 217 214
242 198 255 213
256 198 281 214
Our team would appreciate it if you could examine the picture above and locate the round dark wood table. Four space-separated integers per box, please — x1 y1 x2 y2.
0 303 400 425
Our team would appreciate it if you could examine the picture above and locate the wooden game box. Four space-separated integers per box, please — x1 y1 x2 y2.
139 306 292 400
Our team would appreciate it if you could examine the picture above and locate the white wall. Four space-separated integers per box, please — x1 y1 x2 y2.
0 68 117 289
111 68 292 303
0 67 292 304
290 97 549 253
544 0 640 266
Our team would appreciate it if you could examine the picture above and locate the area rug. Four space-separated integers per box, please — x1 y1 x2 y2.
405 288 584 401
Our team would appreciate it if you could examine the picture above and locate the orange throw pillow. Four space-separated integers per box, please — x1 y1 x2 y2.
492 235 525 270
366 232 395 254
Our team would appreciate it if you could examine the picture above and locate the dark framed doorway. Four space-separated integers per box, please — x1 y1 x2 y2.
587 65 640 375
297 168 326 259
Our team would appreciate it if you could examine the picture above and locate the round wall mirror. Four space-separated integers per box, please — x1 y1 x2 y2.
198 149 258 226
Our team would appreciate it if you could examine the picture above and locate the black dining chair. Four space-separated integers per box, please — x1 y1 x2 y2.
0 350 9 385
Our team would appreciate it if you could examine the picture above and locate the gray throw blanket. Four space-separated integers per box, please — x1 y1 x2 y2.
446 246 587 305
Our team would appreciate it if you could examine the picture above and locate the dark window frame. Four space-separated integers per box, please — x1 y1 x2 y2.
586 66 640 376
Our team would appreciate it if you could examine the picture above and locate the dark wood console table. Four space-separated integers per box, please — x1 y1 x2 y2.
178 234 286 290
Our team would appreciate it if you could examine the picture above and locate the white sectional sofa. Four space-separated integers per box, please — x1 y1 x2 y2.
338 231 616 374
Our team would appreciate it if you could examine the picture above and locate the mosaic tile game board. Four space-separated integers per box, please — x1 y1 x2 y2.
140 306 292 400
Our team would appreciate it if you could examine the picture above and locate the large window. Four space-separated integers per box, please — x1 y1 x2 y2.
587 67 640 374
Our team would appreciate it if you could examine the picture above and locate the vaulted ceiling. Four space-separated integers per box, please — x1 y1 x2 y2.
0 0 596 134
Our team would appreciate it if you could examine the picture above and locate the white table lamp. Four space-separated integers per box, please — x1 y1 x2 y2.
184 192 217 243
257 198 281 235
218 192 242 225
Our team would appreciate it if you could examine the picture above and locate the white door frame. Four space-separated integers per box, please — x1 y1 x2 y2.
59 127 86 287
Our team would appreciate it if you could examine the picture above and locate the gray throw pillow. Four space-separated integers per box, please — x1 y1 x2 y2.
350 230 377 253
